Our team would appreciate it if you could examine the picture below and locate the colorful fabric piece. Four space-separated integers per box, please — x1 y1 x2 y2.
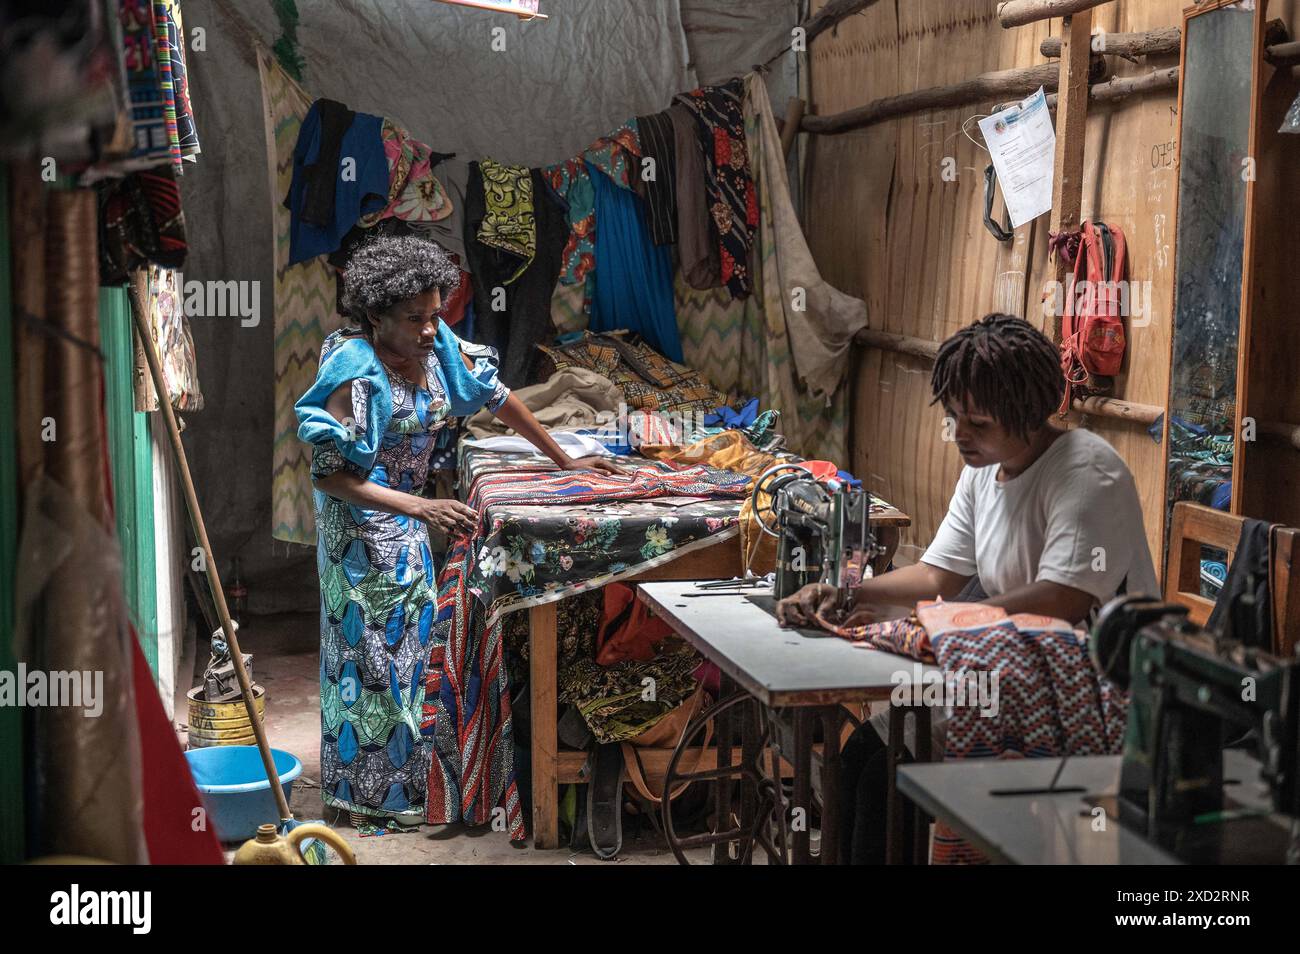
120 0 182 169
673 79 757 299
846 601 1127 864
537 330 727 417
157 0 198 160
541 158 596 288
586 161 683 363
259 47 341 544
421 448 748 837
562 643 701 744
131 265 204 411
98 168 187 283
357 118 453 227
308 327 509 823
475 158 535 284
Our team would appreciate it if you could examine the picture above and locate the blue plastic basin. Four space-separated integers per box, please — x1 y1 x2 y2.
184 746 303 842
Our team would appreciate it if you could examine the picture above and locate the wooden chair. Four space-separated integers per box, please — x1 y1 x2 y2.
1164 501 1299 657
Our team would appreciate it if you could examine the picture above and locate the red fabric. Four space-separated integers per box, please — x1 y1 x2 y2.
442 263 473 327
130 632 224 864
595 583 675 665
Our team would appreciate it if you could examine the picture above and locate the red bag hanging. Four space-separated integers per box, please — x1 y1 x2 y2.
1060 220 1127 412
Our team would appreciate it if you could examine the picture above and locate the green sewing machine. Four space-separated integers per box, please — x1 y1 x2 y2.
1091 596 1299 858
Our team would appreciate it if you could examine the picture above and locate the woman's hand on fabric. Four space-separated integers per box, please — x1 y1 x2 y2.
410 497 479 535
775 583 840 628
560 455 624 476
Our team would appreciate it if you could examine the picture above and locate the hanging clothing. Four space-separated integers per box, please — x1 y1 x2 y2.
358 118 454 228
426 159 469 265
299 100 355 227
543 157 597 288
586 161 683 364
285 102 389 264
130 265 204 412
156 0 200 160
633 110 678 245
299 327 510 822
464 165 567 387
119 0 181 169
744 74 868 402
669 103 721 290
98 167 187 284
475 159 536 284
673 79 758 299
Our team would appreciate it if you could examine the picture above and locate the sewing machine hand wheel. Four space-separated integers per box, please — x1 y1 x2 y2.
751 463 816 538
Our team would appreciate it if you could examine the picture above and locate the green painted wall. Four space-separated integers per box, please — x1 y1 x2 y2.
100 287 159 676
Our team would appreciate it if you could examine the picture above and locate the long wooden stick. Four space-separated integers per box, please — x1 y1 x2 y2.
802 62 1065 134
1041 27 1179 59
127 282 292 824
998 0 1113 29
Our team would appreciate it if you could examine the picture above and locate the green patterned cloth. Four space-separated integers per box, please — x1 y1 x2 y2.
476 158 536 284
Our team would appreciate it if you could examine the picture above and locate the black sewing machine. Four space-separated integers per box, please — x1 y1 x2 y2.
752 463 879 602
1091 595 1299 860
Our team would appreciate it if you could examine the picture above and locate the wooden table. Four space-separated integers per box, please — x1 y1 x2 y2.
897 749 1289 864
636 580 939 864
524 492 910 850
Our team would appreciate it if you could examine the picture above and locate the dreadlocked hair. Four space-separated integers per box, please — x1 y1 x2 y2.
929 313 1064 439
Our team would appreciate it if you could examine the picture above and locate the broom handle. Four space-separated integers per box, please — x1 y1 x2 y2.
128 283 293 823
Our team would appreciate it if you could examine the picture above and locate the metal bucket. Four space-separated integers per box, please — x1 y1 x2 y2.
187 685 266 748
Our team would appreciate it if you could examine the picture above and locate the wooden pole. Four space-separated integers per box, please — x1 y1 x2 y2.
1041 27 1179 59
998 0 1113 29
1265 39 1300 67
802 62 1065 134
851 328 1160 426
1072 396 1161 425
1044 66 1179 109
127 282 292 824
780 97 807 158
1046 10 1093 344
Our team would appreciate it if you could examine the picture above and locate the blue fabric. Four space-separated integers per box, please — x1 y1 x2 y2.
295 323 504 473
287 105 389 264
585 161 683 363
704 398 759 429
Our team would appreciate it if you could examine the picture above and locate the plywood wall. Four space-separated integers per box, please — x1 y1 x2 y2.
805 0 1298 571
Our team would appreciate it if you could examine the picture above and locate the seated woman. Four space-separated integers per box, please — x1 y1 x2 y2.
775 312 1158 863
296 235 621 828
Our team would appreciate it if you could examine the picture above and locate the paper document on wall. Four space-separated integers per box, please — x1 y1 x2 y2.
978 87 1056 228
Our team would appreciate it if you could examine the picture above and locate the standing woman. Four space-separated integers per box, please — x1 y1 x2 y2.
296 235 619 826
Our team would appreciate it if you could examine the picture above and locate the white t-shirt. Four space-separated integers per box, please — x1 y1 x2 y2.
921 428 1159 609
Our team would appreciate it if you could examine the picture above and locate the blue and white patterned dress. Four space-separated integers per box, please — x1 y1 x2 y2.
310 327 509 821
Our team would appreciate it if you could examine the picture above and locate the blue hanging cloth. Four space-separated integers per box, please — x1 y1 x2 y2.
585 160 683 363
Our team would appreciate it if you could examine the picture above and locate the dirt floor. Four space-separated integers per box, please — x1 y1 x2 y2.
180 611 709 865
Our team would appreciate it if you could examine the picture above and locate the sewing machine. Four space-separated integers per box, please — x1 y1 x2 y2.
753 464 880 602
1091 595 1300 857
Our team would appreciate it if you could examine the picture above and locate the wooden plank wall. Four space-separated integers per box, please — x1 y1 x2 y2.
804 0 1297 570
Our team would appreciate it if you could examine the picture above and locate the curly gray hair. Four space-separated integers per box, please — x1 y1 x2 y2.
339 234 460 329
